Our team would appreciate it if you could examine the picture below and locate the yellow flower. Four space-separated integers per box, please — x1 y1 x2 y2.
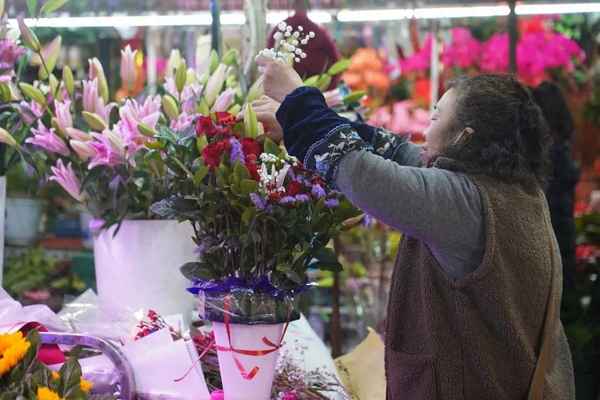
80 377 93 393
37 387 62 400
51 371 60 380
0 331 31 377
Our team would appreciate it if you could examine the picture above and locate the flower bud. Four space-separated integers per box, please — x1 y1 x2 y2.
82 111 108 131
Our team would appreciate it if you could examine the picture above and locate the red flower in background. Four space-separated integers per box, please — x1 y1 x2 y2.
196 116 219 137
241 138 262 158
202 139 231 168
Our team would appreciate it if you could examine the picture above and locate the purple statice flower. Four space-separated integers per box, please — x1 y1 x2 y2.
311 184 326 199
279 196 296 205
362 213 376 228
324 198 339 208
229 137 246 164
250 192 267 210
295 194 310 203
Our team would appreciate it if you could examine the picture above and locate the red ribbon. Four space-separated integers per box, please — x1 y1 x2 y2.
214 296 291 381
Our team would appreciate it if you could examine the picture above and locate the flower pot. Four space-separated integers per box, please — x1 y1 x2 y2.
212 321 285 400
5 197 43 246
0 176 5 285
93 220 197 318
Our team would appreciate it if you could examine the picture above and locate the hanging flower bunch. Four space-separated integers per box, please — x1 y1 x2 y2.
400 34 433 75
342 48 390 93
0 330 97 399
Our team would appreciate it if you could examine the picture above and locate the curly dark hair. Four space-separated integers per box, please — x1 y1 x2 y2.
441 74 551 186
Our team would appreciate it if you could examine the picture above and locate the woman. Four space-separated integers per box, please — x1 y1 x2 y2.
532 82 580 291
254 58 575 399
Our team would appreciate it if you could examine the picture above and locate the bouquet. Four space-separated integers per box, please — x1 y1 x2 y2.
0 330 101 400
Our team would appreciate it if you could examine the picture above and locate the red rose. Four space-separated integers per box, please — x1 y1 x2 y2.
215 112 236 127
268 191 283 202
246 161 260 181
196 116 219 137
202 139 231 168
241 138 262 158
286 181 303 196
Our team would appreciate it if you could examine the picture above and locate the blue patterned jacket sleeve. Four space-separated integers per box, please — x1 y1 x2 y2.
277 86 422 185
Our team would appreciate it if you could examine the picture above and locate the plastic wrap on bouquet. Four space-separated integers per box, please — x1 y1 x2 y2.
93 220 197 319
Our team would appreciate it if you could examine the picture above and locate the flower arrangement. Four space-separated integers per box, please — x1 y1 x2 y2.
0 330 99 400
441 27 482 72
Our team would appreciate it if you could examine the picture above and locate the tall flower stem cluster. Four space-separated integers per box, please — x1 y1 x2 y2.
257 22 315 65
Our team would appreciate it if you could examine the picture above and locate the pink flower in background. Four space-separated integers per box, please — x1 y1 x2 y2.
18 100 44 125
323 88 343 108
442 27 482 69
82 79 115 123
212 88 236 112
401 34 433 74
26 121 70 156
116 96 161 155
170 112 198 132
88 130 126 169
49 159 84 202
164 77 203 114
120 45 137 90
281 391 299 400
479 32 509 73
54 99 73 132
368 101 429 136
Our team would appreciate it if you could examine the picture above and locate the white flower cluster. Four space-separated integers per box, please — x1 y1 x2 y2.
257 22 316 64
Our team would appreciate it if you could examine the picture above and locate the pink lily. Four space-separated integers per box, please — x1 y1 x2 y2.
54 99 73 132
25 120 70 156
18 100 44 125
65 127 92 141
212 88 236 112
120 45 137 90
82 79 115 123
49 159 84 202
70 140 96 161
170 112 198 132
116 96 161 155
88 130 126 169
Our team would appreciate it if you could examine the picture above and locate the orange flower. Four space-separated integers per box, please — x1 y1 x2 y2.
51 370 60 380
37 387 62 400
80 378 93 393
0 331 31 377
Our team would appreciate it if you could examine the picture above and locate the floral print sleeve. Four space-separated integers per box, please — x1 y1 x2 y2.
277 87 422 187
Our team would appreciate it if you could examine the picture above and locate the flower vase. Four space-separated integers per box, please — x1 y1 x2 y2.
212 322 285 400
93 220 197 318
0 176 5 285
200 291 297 400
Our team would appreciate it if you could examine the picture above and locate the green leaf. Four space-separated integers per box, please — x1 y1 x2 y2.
327 58 351 76
180 262 217 280
233 161 250 181
59 356 83 396
303 75 320 87
263 137 280 156
317 74 332 91
243 103 258 139
343 91 366 106
193 165 209 186
241 208 255 225
196 135 208 153
240 179 258 195
40 0 68 15
309 246 342 272
26 0 38 17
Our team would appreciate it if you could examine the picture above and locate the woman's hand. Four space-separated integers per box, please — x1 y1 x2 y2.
252 96 283 143
256 56 303 103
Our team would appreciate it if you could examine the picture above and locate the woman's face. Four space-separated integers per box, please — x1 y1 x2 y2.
422 89 458 165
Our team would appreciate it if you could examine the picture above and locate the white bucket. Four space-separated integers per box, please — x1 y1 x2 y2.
5 197 43 246
212 322 284 400
93 220 197 318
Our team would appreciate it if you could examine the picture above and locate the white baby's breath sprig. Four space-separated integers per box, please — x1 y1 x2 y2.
257 22 315 66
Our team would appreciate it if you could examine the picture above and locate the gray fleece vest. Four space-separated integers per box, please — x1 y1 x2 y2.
384 170 575 400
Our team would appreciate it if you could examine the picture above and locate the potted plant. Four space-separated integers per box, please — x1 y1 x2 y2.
5 162 44 247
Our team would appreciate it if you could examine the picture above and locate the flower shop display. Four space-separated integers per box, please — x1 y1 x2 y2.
149 22 360 399
368 100 429 143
